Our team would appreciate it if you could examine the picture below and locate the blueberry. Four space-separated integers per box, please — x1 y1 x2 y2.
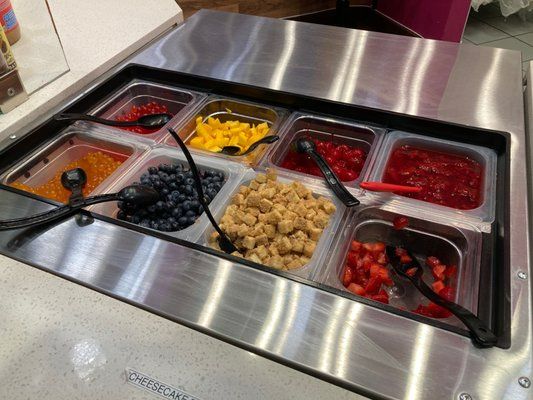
190 200 200 210
161 188 169 196
168 182 178 191
117 201 124 209
171 208 182 218
153 181 163 190
178 217 188 226
171 222 179 230
176 173 184 182
207 189 218 199
170 191 180 201
131 215 140 224
212 175 221 182
150 221 159 230
149 174 159 182
184 178 194 186
148 166 158 175
158 163 168 172
117 210 126 220
185 210 196 217
213 183 222 191
186 216 196 225
182 201 191 211
166 201 176 209
155 201 165 211
147 205 157 214
160 173 170 182
139 220 150 228
168 216 176 224
184 185 193 195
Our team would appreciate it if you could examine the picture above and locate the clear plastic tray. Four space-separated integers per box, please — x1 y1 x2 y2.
0 127 146 201
89 145 247 243
367 130 497 225
162 95 288 166
315 199 482 326
197 168 347 279
263 112 384 190
88 79 207 142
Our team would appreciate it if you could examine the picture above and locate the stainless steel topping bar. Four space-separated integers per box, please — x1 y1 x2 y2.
0 10 531 400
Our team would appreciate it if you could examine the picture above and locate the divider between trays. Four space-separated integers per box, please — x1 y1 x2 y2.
161 95 290 167
313 193 483 324
259 111 387 195
195 167 348 280
87 144 247 243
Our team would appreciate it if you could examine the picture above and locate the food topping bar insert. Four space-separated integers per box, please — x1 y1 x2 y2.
209 170 337 270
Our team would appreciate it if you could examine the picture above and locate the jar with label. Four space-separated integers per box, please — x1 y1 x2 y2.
0 0 20 45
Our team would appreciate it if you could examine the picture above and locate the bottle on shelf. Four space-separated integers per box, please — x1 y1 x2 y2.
0 0 20 45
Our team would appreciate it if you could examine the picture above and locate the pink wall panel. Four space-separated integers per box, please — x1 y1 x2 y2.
377 0 471 42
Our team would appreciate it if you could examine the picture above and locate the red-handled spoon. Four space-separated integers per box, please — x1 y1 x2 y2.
360 182 422 193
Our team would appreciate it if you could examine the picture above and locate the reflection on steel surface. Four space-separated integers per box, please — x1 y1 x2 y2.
0 10 530 400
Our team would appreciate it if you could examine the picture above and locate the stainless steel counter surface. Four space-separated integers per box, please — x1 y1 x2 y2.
0 10 531 400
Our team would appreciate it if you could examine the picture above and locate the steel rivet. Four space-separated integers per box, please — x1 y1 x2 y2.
519 376 531 388
9 134 16 140
458 393 472 400
517 271 528 280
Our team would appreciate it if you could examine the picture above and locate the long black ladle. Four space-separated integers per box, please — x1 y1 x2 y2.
54 113 172 128
385 245 497 348
219 135 280 156
295 138 359 207
167 128 238 254
0 168 159 231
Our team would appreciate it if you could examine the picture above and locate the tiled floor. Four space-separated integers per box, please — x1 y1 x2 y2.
464 2 533 72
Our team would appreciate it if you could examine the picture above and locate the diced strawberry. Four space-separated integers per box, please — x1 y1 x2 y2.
444 264 457 278
350 240 362 252
378 267 394 286
400 254 413 264
395 247 407 257
369 263 382 278
427 302 452 318
406 267 418 277
376 251 388 265
363 243 374 252
354 268 368 286
365 275 383 295
439 286 455 301
342 266 354 286
432 264 446 281
432 280 445 294
346 251 358 268
371 293 389 304
393 216 409 230
425 256 441 269
372 242 386 252
347 283 366 296
362 253 374 271
412 305 434 317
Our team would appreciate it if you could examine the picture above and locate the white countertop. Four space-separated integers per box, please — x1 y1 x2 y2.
0 0 181 140
0 256 362 399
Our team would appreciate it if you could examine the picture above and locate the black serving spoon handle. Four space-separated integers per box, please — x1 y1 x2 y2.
167 128 237 254
296 138 359 207
385 246 497 348
54 113 172 128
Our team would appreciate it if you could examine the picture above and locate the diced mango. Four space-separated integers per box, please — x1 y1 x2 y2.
190 137 204 148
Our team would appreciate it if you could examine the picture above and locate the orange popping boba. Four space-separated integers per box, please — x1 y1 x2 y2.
11 151 124 203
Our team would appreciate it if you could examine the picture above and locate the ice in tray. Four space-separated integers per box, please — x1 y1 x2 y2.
163 96 287 166
1 129 143 204
89 80 206 141
316 205 482 326
199 169 346 279
265 112 384 187
89 146 246 242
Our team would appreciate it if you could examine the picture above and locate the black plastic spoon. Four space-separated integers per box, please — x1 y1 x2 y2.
385 245 497 348
167 128 238 254
219 135 279 156
295 138 359 207
1 168 159 231
54 112 172 128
